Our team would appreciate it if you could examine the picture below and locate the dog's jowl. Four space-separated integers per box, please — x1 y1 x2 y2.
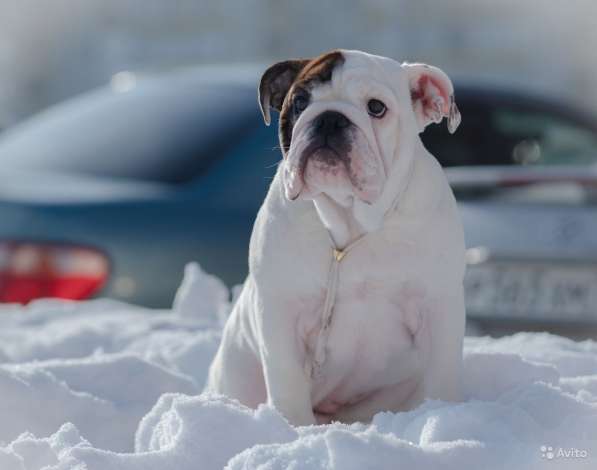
206 49 465 426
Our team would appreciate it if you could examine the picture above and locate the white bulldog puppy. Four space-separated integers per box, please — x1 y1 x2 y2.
206 49 466 426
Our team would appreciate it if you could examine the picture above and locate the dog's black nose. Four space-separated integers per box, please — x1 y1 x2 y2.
314 111 350 135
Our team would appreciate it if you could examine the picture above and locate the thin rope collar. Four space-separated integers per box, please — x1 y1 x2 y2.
306 161 415 380
306 232 368 380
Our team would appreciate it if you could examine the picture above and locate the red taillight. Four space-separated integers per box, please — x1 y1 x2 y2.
0 242 109 304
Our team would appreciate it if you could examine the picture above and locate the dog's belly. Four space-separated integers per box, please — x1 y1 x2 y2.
313 376 420 424
303 283 430 418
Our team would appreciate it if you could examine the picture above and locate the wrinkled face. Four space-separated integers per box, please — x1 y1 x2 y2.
280 51 395 205
258 50 460 206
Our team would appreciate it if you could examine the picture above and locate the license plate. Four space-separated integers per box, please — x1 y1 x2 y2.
464 262 597 320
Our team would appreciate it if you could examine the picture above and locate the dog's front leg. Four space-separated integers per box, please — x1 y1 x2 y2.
258 302 316 426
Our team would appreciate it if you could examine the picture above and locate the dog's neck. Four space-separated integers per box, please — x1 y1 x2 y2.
313 139 417 249
312 195 365 249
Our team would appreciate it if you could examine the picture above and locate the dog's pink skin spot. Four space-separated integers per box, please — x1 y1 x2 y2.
411 74 450 118
314 386 374 423
315 400 342 414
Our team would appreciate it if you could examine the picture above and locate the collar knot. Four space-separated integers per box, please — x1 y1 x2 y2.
333 249 346 262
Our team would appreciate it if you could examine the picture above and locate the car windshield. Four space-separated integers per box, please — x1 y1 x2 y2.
421 97 597 168
0 73 259 184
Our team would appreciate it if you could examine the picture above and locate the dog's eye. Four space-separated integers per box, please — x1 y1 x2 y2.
367 99 387 118
293 95 309 113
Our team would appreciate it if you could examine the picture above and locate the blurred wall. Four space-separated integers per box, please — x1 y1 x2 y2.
0 0 596 127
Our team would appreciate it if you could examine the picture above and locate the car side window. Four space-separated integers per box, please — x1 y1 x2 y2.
493 110 597 166
421 101 597 167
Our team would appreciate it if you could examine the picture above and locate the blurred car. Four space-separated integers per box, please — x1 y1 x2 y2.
424 86 597 339
0 66 276 308
0 67 596 338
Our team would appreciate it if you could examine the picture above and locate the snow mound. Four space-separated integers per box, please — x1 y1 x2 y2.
0 262 595 469
1 423 90 470
172 261 231 324
0 354 196 452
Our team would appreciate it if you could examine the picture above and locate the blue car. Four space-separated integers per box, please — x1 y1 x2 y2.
0 67 278 306
0 66 596 339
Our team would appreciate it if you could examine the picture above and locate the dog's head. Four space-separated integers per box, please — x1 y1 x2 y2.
259 49 460 207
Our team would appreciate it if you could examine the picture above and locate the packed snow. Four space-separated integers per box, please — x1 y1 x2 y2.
0 262 595 469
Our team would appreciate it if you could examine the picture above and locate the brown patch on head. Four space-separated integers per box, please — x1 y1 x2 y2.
278 50 345 154
257 50 345 154
294 50 345 88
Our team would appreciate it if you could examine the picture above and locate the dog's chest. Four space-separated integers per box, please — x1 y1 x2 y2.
296 235 430 399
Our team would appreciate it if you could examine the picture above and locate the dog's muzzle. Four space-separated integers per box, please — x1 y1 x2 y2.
308 111 352 164
284 108 383 204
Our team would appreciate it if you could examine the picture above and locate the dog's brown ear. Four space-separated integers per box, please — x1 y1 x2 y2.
258 59 309 126
403 63 461 134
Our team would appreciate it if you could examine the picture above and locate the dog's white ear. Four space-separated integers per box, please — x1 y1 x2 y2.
258 59 309 126
403 63 461 134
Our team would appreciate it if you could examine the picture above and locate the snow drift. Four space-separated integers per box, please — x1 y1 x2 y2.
0 262 595 469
